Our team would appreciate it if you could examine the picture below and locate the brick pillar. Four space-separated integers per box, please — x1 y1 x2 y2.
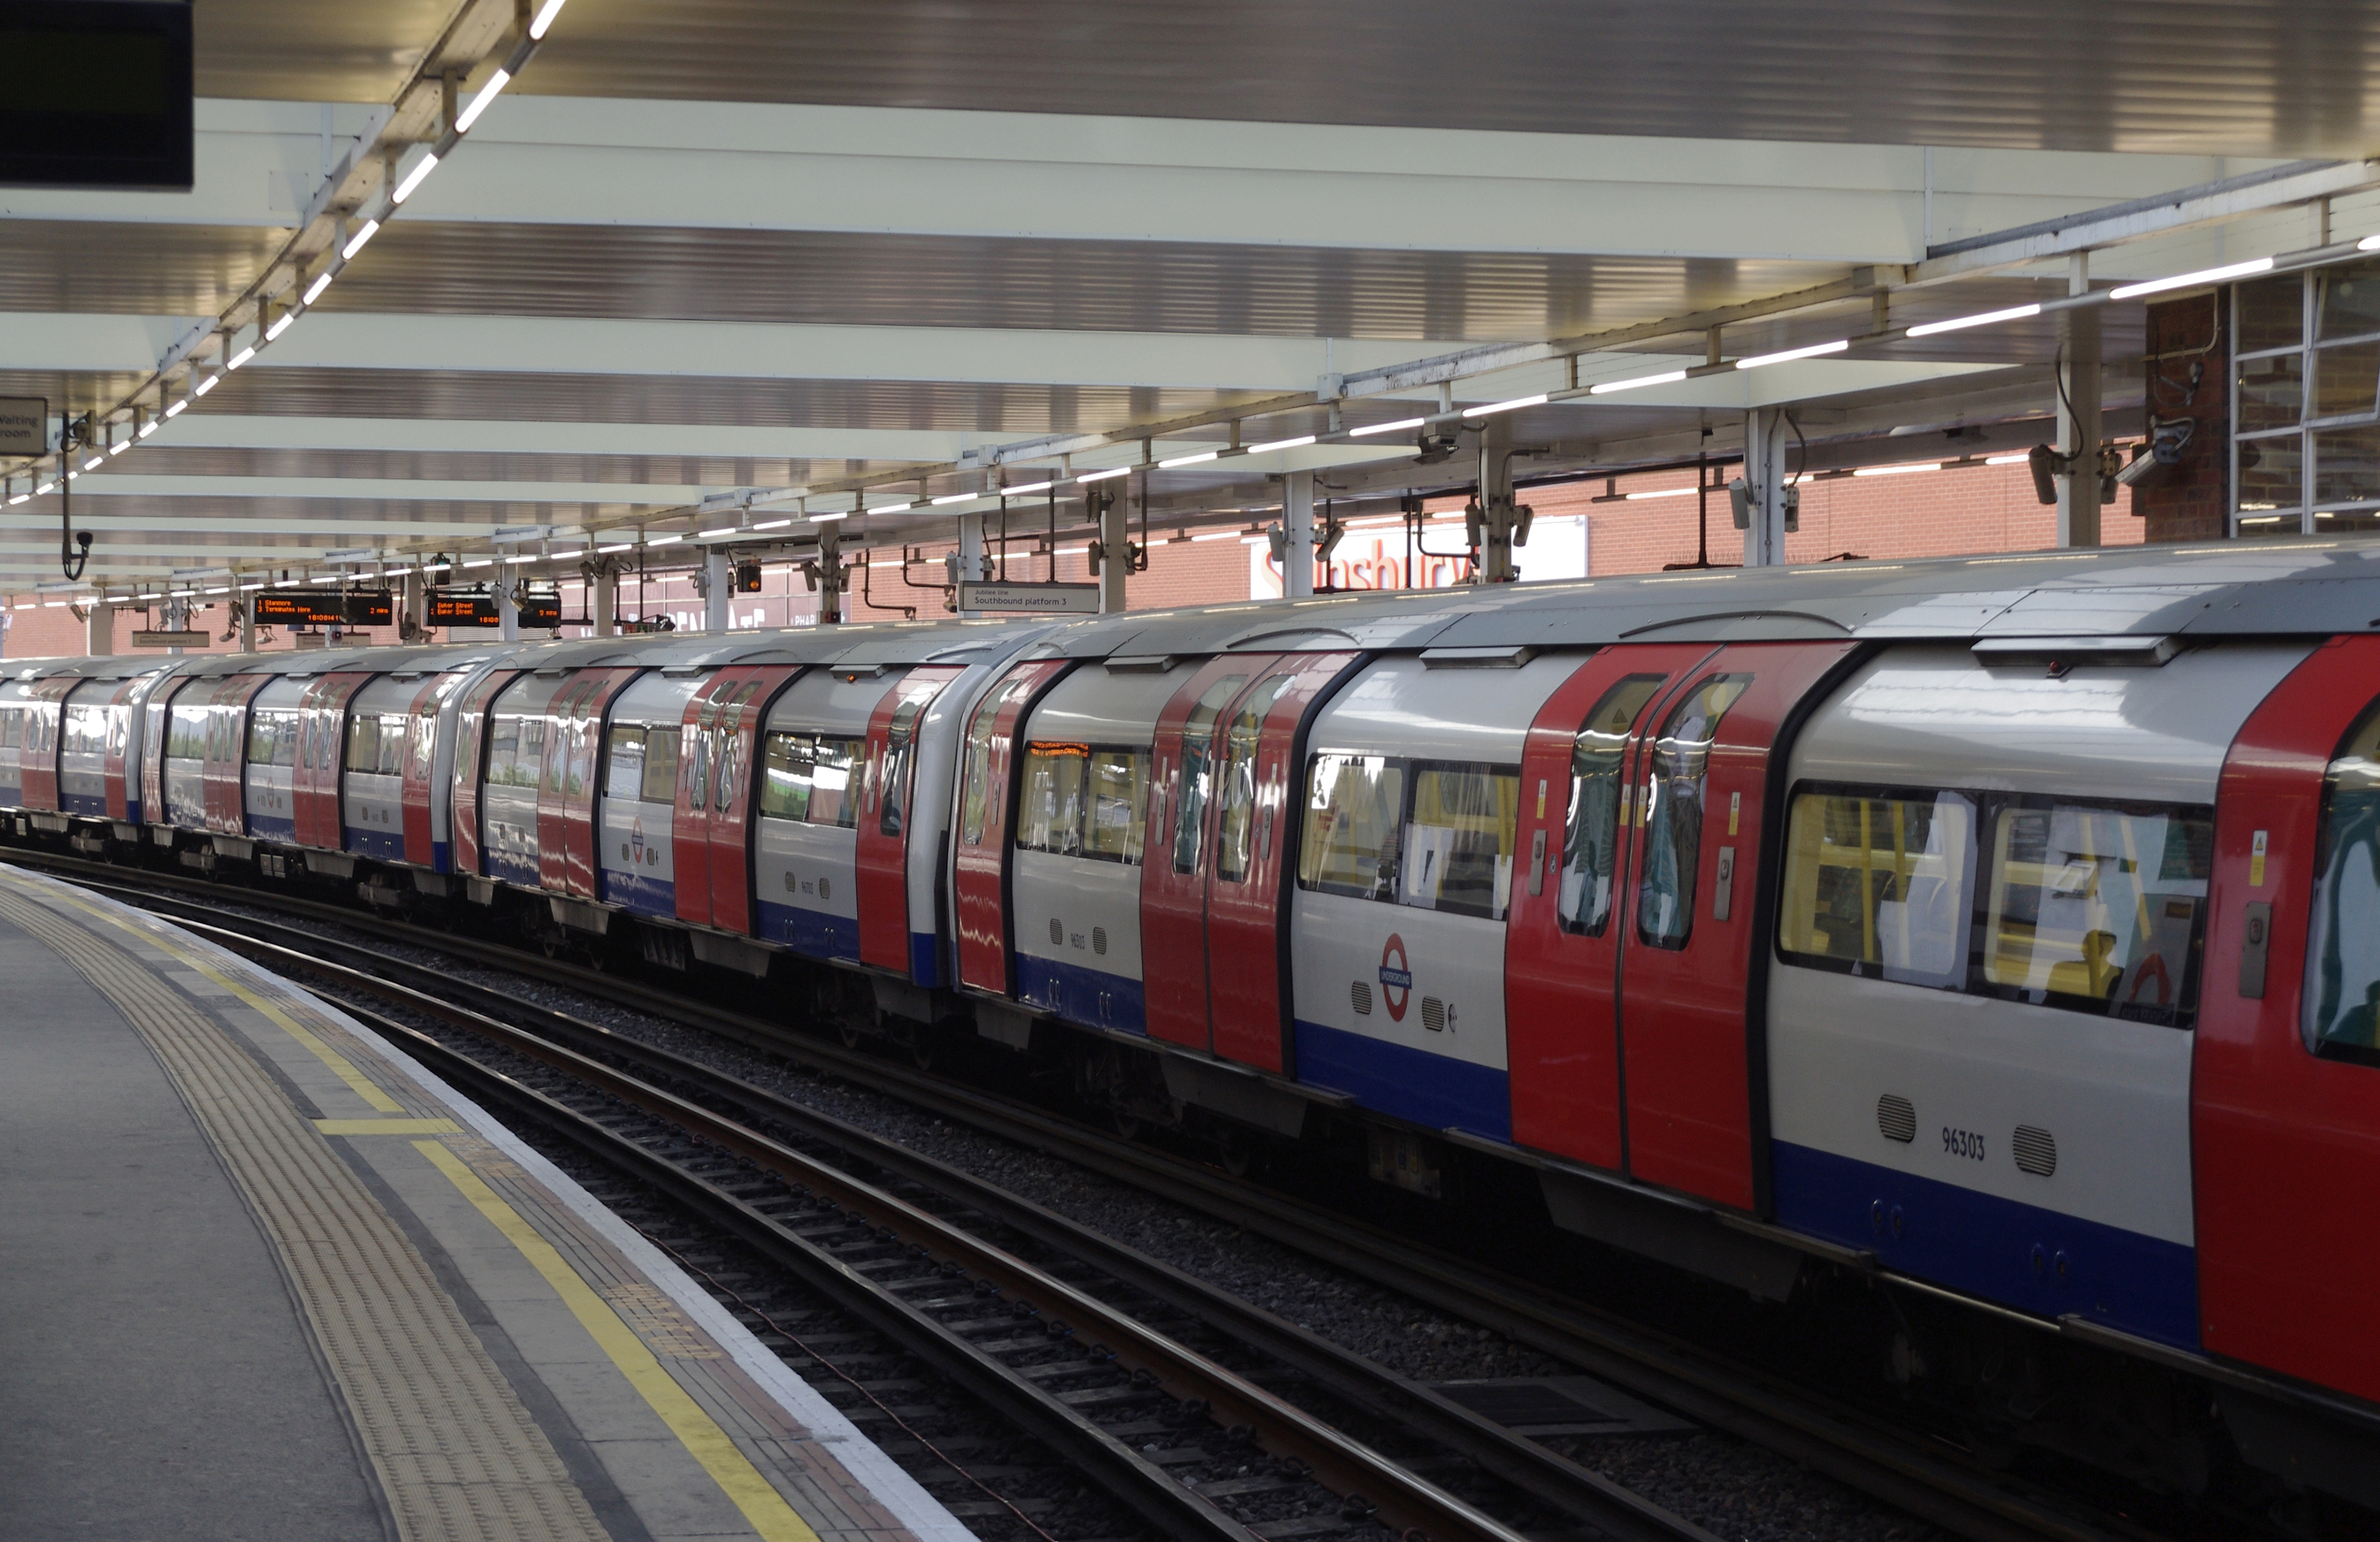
2136 290 2230 542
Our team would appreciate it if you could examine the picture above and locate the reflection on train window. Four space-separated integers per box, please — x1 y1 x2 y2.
604 725 646 799
960 675 1037 846
1559 674 1665 936
1173 674 1248 875
348 714 381 774
641 727 679 803
64 704 108 758
485 716 545 788
1017 742 1150 864
246 709 299 768
167 706 206 762
2306 702 2380 1063
1216 677 1296 884
878 696 930 839
759 732 865 828
1982 800 2210 1026
1299 752 1405 902
1404 763 1521 920
1779 787 1974 986
0 708 20 749
711 682 765 812
1637 674 1751 950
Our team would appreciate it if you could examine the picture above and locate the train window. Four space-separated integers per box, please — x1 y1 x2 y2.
247 710 299 768
757 732 865 827
878 698 928 839
348 714 381 775
711 681 765 812
1637 674 1751 950
1560 675 1666 936
807 737 864 828
1402 763 1521 920
373 714 408 777
1085 748 1148 865
1981 800 2211 1027
167 706 205 762
0 708 18 749
1173 674 1249 875
641 727 679 804
1215 677 1296 883
64 705 108 757
760 732 812 821
1300 752 1405 902
1778 787 1975 986
605 726 646 799
1018 743 1087 857
2305 702 2380 1063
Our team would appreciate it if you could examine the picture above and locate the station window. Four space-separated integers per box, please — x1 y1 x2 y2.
2305 701 2380 1064
1778 787 1975 987
2233 260 2380 536
758 731 865 828
1559 675 1666 936
247 709 299 768
1980 799 2211 1027
1637 674 1750 950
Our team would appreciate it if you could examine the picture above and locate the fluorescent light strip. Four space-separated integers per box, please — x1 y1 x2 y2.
1589 369 1688 395
1349 416 1426 438
1984 452 2032 466
869 501 914 514
6 494 23 506
529 0 567 37
1906 303 2041 338
303 270 334 305
453 68 511 133
595 543 633 554
1463 393 1547 418
461 558 493 568
1737 339 1849 369
136 420 158 438
265 312 295 341
2108 257 2275 300
699 526 736 538
226 346 256 371
1158 450 1218 468
930 493 976 505
2362 235 2380 253
108 440 130 457
647 534 682 546
751 518 793 531
164 399 188 418
1001 480 1056 496
1625 486 1697 501
391 152 439 204
809 510 848 522
1246 435 1316 454
1076 467 1131 483
82 455 103 472
1852 461 1942 477
341 220 381 260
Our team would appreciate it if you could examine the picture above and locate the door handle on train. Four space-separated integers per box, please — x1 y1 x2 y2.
1529 828 1546 896
2239 900 2272 999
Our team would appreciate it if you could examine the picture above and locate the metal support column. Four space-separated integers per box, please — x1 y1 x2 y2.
1282 470 1317 597
1740 409 1791 567
590 564 616 637
1472 416 1526 582
496 578 519 641
702 548 730 633
814 526 845 625
237 595 255 652
2057 253 2103 548
1095 486 1131 613
955 514 987 617
164 598 189 656
399 568 426 642
85 598 112 656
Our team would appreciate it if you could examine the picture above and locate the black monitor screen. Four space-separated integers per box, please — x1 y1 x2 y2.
0 2 194 190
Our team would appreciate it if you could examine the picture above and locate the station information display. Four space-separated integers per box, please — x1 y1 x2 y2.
253 589 393 626
429 589 562 628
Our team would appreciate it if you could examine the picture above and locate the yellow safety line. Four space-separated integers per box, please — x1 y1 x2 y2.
416 1140 823 1542
38 886 406 1113
315 1117 461 1136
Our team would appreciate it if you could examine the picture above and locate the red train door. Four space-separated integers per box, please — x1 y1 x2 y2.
205 675 273 835
704 666 798 934
296 673 368 850
450 669 521 876
101 676 145 821
1504 644 1718 1170
20 678 75 812
2195 635 2380 1402
537 674 601 892
564 668 642 899
1208 653 1358 1073
1142 656 1281 1050
857 665 964 978
954 658 1074 995
672 674 736 927
400 675 453 869
142 676 191 829
1616 641 1860 1211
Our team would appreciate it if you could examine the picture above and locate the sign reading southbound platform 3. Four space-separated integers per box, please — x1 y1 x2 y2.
254 589 393 627
430 589 562 628
957 581 1101 614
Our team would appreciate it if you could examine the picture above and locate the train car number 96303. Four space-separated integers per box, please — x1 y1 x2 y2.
1942 1126 1986 1162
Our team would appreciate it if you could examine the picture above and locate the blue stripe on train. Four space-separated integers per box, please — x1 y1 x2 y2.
61 790 107 817
345 825 405 861
1290 1020 1513 1142
485 848 538 887
1769 1140 2199 1349
909 931 941 987
601 867 676 917
1017 953 1144 1034
756 898 859 964
247 812 296 843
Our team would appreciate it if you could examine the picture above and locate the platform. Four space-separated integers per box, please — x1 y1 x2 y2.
0 864 974 1542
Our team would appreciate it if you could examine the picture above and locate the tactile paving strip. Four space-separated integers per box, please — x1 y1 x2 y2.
0 881 609 1542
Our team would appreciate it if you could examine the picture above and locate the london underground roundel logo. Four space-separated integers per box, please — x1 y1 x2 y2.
1378 933 1413 1022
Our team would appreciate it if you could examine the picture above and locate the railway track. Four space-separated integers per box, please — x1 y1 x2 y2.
13 848 2148 1542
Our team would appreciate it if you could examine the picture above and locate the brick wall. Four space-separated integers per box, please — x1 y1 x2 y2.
2133 290 2230 542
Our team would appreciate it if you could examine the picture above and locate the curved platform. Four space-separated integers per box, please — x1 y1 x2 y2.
0 863 973 1542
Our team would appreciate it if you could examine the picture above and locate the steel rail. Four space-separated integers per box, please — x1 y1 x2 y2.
12 849 2128 1542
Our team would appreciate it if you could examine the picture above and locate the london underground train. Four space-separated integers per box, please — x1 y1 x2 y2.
8 542 2380 1513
